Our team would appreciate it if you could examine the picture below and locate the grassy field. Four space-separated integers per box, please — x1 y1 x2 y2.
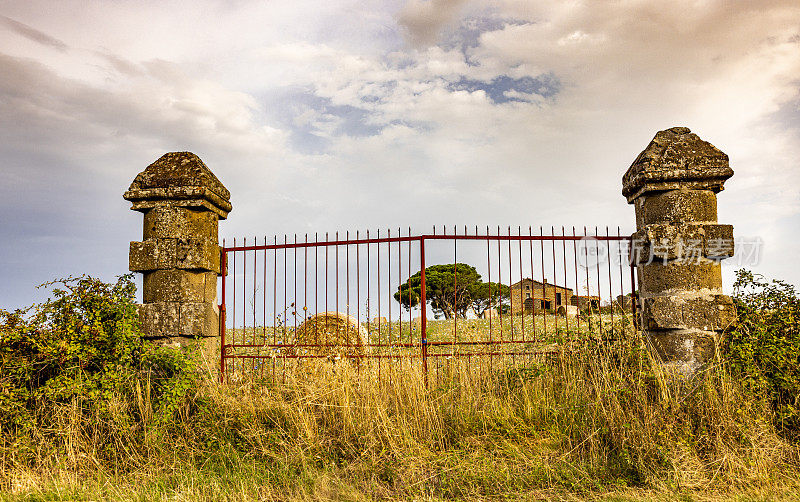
224 312 638 381
3 317 799 501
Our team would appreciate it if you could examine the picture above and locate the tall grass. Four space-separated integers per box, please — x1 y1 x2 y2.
2 330 798 500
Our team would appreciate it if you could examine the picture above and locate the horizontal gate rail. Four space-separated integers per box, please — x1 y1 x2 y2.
222 233 629 253
219 227 638 385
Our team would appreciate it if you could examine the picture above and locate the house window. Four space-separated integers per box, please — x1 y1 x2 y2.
525 292 531 299
556 292 562 305
544 300 551 310
525 285 530 290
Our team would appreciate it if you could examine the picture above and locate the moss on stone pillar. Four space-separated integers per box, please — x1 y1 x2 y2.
623 127 736 377
124 152 231 364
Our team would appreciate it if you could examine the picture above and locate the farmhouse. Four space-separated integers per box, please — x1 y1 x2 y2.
509 278 573 313
571 295 600 311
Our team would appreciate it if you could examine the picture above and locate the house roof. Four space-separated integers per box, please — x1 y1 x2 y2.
510 278 573 292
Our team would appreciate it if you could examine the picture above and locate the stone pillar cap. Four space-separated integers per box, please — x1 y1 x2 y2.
124 152 232 218
622 127 733 203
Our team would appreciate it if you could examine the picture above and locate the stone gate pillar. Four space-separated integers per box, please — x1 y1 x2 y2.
124 152 231 361
623 127 736 377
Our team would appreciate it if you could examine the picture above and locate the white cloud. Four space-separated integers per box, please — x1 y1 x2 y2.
1 0 799 309
398 0 471 47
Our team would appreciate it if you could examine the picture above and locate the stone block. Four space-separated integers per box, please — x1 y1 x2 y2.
704 224 736 261
176 238 220 273
125 151 231 200
638 260 722 295
129 239 176 271
643 294 737 331
180 301 219 338
622 127 733 202
131 197 230 220
634 189 718 227
631 223 734 263
139 302 179 337
143 206 218 240
647 328 717 376
203 271 218 303
142 269 209 303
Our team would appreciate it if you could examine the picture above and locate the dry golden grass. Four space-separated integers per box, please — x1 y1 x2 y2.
2 326 799 501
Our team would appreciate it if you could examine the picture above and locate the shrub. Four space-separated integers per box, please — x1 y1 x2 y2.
0 275 198 437
724 269 800 438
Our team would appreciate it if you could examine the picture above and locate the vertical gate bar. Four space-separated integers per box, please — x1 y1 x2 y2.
420 236 428 388
315 233 318 355
268 237 270 344
283 234 288 383
346 230 350 322
375 228 383 352
397 227 401 383
294 234 298 337
304 233 308 330
387 228 391 349
253 236 257 353
355 231 359 373
453 225 457 354
336 231 339 342
357 230 360 345
583 226 591 334
243 237 246 354
260 238 265 378
529 226 536 342
377 229 381 382
573 227 581 335
562 227 569 335
551 226 558 337
606 226 614 332
507 226 513 343
496 226 503 342
518 226 524 341
398 227 401 348
630 234 638 329
220 239 227 383
439 226 445 376
466 224 470 377
617 227 626 330
325 232 329 355
232 238 236 349
486 226 492 363
595 226 604 336
408 227 412 365
251 237 256 372
540 227 547 337
273 236 277 381
366 230 370 340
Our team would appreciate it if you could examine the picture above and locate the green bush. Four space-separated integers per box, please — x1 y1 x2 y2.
0 275 198 436
724 269 800 438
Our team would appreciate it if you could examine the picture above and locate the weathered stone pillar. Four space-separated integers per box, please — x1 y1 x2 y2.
623 127 736 377
124 152 231 361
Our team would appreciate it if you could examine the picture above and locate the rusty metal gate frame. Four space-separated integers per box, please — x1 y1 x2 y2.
218 227 637 384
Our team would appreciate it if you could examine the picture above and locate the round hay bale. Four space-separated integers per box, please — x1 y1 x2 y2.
557 305 580 318
289 311 369 360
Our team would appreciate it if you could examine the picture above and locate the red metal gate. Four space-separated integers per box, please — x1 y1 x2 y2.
218 226 637 384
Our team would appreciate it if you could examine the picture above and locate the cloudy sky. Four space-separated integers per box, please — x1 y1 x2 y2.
1 0 799 310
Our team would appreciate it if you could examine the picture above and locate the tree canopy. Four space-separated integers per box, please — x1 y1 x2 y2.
393 263 508 319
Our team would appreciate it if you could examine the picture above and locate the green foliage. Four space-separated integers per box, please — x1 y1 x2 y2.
393 263 508 319
724 269 800 437
469 281 509 317
0 275 199 435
